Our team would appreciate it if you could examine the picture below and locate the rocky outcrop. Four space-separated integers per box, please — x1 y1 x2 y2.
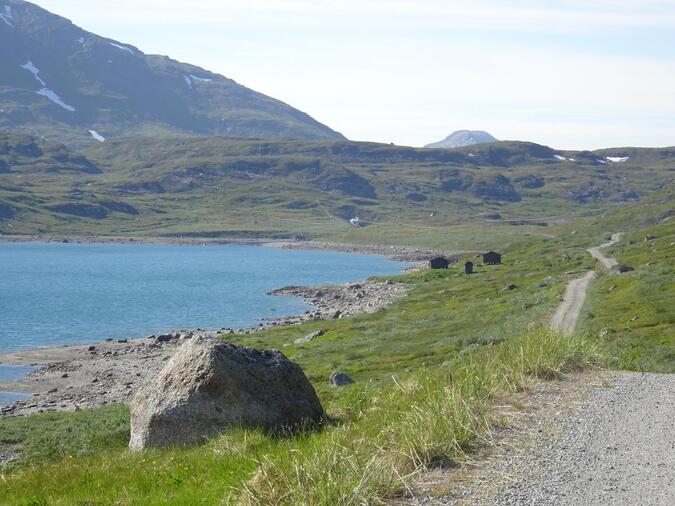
129 338 323 450
268 281 409 322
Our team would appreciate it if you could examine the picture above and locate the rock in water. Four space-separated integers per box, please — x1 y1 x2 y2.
129 338 324 450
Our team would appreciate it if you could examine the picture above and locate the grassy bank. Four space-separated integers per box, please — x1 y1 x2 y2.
0 329 599 505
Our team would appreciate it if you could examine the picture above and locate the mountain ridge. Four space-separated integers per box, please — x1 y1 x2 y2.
2 130 672 238
0 0 344 147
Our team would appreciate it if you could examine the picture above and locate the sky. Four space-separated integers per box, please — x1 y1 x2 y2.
33 0 675 149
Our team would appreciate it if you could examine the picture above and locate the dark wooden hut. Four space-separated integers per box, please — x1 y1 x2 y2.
483 251 502 265
464 261 474 274
429 256 449 269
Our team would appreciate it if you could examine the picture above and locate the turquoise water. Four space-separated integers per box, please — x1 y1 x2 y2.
0 243 404 355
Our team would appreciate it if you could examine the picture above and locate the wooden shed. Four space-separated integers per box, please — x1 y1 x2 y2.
465 261 474 274
429 256 449 269
483 251 502 265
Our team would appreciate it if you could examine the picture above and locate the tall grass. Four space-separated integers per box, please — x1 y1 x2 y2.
239 327 600 505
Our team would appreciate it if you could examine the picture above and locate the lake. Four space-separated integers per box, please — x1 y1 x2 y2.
0 242 405 356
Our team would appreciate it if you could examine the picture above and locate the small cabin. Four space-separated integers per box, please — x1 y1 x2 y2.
483 251 502 265
465 261 474 274
429 256 449 269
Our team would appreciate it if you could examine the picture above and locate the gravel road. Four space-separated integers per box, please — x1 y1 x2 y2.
405 372 675 506
551 233 622 334
550 271 595 334
494 372 675 505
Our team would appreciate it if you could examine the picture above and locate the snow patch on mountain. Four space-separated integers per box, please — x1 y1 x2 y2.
20 61 75 112
36 88 76 112
109 42 134 54
20 61 46 86
184 75 192 89
89 130 105 142
607 156 629 163
189 74 213 82
77 36 85 44
554 154 568 161
0 5 14 27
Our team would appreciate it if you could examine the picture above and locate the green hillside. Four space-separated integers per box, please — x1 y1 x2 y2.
1 133 673 252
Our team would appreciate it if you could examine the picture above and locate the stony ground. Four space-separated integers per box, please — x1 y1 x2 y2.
0 336 190 416
268 280 409 322
493 371 675 505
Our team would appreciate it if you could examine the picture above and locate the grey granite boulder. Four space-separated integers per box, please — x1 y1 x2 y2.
129 338 324 450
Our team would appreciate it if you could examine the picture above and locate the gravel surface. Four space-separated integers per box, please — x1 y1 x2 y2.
495 372 675 505
550 271 595 335
404 371 675 505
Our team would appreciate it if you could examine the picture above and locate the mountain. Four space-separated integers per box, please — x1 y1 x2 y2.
0 0 344 147
425 130 497 149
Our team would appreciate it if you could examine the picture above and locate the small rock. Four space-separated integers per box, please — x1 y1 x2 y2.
117 339 128 343
329 371 355 387
88 346 96 351
61 373 69 378
502 284 518 291
294 329 326 344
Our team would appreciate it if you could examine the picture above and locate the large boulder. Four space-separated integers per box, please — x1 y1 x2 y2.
129 338 324 450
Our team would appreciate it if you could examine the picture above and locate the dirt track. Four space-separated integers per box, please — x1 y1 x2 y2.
551 233 622 334
588 233 623 269
550 271 595 334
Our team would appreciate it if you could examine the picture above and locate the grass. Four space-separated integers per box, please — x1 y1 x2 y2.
579 218 675 372
0 405 129 471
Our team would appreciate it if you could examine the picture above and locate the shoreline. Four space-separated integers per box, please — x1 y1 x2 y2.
0 275 412 416
0 234 443 264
